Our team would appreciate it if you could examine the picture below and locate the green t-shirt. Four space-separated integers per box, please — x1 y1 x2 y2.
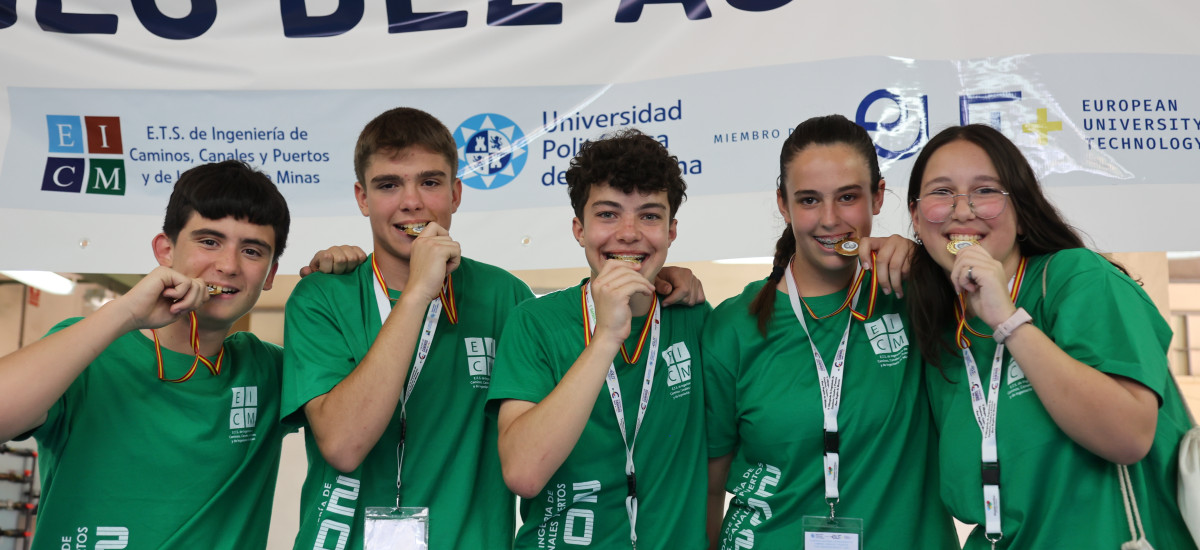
925 248 1196 550
282 256 532 550
703 276 958 550
30 319 287 550
487 281 711 550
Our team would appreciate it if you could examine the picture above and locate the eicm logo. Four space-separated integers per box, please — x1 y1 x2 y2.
42 115 126 196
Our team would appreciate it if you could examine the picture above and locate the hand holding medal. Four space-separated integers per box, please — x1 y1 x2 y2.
950 243 1019 329
118 266 209 331
404 221 461 305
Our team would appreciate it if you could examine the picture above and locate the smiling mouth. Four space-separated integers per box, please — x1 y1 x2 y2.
946 234 980 255
607 253 646 264
206 284 237 296
398 223 427 236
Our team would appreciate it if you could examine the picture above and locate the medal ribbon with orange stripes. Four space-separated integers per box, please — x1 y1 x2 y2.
794 252 879 322
153 311 225 383
371 254 458 324
580 283 658 365
954 256 1028 348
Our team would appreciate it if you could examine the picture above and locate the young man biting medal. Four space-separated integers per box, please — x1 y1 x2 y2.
0 160 361 549
489 129 710 550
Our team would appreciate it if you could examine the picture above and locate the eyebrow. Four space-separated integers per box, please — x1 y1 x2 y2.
794 183 865 197
923 175 1002 186
190 228 273 253
591 200 668 211
371 170 448 184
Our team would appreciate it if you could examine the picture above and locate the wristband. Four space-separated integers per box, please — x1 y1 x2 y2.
993 307 1032 344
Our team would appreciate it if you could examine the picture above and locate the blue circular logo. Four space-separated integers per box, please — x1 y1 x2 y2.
454 113 527 190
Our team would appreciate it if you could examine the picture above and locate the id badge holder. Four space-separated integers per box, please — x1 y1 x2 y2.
364 506 429 550
801 515 863 550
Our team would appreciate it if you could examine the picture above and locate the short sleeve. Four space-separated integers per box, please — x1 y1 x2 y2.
1038 250 1172 401
702 306 741 458
281 278 361 427
487 301 562 407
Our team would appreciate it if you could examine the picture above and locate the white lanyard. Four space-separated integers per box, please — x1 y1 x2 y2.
584 282 661 550
373 274 443 507
783 259 864 518
960 274 1018 548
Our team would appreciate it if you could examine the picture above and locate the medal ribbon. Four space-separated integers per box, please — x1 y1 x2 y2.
582 282 661 550
958 257 1027 547
796 252 878 322
580 284 656 364
372 254 458 325
371 254 446 507
954 257 1027 348
783 257 866 518
153 311 224 383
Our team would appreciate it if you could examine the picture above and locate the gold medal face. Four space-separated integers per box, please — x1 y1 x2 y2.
946 239 977 255
835 238 860 257
400 223 426 236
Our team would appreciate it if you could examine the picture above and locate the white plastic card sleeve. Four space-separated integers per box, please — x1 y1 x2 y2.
364 506 429 550
802 515 863 550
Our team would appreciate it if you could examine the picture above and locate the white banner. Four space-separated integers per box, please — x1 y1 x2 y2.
2 2 1199 273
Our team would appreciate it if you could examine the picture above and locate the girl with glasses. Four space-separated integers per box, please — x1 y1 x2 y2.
906 123 1195 549
702 115 959 550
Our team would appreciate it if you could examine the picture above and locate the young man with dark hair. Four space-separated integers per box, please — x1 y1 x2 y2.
489 129 710 549
0 160 314 549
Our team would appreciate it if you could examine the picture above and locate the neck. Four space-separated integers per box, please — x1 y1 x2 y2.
783 257 856 297
145 316 228 356
374 248 412 291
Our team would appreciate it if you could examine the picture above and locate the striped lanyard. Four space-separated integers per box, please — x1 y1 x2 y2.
955 257 1027 549
370 254 456 506
152 311 224 383
581 282 661 550
782 257 869 518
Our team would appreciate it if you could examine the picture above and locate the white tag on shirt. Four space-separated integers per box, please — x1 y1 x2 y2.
364 506 429 550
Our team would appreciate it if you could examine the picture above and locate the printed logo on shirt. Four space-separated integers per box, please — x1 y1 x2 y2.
662 341 693 399
720 462 781 548
863 313 909 367
1006 357 1034 400
229 386 258 443
538 479 600 547
60 526 129 549
311 475 361 550
464 337 496 390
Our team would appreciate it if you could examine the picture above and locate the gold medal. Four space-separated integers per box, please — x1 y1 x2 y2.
946 237 978 255
400 223 427 236
835 238 860 257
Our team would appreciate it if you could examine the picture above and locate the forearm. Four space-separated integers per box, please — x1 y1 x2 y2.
498 340 621 498
304 294 428 472
1005 323 1158 464
0 303 135 441
706 454 732 550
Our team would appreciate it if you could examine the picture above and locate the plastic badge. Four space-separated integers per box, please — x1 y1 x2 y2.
364 506 429 550
802 515 863 550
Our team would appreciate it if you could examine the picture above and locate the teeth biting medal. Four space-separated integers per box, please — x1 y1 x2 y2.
835 238 860 257
400 223 426 236
947 235 979 255
608 253 644 264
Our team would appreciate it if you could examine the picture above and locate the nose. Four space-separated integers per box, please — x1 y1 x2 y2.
399 183 423 211
818 200 839 228
950 193 975 220
214 245 238 276
616 215 640 242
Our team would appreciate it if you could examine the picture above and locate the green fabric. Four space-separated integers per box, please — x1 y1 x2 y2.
487 281 711 550
31 319 286 550
283 256 532 550
926 248 1196 549
702 276 958 550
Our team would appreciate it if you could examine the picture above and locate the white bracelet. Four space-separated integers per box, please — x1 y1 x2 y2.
993 307 1032 344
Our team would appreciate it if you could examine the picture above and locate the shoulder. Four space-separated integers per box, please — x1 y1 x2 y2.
289 261 370 301
226 331 283 360
706 279 769 328
1035 248 1144 296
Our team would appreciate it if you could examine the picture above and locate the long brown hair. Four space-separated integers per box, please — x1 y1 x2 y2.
749 115 882 335
905 125 1087 365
